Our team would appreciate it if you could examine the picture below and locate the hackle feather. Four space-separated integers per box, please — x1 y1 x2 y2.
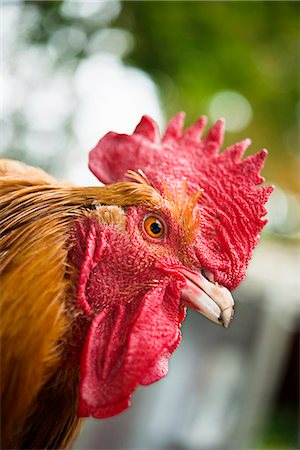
0 159 165 449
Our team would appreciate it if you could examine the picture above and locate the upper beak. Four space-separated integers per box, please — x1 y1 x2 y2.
179 268 234 328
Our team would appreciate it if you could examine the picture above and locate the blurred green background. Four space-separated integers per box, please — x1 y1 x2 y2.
118 1 299 193
4 1 300 191
2 1 299 449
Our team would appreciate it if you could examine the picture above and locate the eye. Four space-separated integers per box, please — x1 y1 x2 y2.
143 216 165 239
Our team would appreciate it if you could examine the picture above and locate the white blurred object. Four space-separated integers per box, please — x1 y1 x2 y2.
1 2 163 186
68 53 163 185
266 185 300 238
73 53 163 147
60 0 121 23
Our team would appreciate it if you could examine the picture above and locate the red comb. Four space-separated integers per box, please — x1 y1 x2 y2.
89 113 274 290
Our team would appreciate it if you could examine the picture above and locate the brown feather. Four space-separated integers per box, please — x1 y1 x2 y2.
0 160 164 449
1 159 201 448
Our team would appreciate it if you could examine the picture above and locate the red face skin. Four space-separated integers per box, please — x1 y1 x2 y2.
85 205 196 309
89 114 274 290
69 203 203 419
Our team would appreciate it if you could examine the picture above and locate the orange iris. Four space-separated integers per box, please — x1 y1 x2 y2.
144 216 165 239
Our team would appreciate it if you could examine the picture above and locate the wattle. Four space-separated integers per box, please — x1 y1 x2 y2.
77 279 185 418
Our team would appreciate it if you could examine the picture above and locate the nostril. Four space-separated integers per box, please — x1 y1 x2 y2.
201 268 215 282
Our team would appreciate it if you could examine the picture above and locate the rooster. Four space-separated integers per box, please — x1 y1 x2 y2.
0 113 273 449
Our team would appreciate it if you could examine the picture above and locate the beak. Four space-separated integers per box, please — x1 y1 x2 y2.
179 269 234 328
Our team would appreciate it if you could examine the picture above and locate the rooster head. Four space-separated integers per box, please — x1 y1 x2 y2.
69 113 273 419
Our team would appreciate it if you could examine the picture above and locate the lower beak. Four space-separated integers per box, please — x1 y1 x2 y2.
180 269 234 328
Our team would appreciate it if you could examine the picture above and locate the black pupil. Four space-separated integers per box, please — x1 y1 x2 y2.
150 221 162 235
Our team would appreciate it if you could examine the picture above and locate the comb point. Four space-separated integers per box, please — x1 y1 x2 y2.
204 119 225 150
240 149 269 181
134 115 160 143
163 112 186 142
258 185 275 203
182 115 208 143
222 138 252 163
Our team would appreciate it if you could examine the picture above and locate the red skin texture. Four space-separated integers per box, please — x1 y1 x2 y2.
69 205 192 418
71 113 273 418
89 113 274 290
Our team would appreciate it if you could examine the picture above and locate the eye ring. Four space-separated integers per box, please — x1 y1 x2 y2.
143 215 166 240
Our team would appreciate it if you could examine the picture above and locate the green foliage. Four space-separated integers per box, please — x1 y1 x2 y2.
260 406 299 449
